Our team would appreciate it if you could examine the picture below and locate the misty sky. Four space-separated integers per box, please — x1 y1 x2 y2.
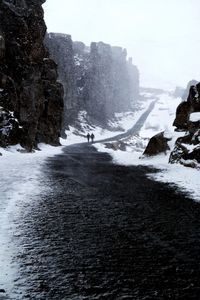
43 0 200 89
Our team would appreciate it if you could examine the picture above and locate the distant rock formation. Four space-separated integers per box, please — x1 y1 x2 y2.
45 33 140 127
0 0 63 150
45 33 77 127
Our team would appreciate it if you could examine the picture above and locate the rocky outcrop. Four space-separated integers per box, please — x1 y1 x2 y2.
143 132 171 156
45 33 140 127
143 82 200 168
173 83 200 130
0 0 63 150
170 82 200 166
171 84 200 167
170 120 200 166
173 101 191 130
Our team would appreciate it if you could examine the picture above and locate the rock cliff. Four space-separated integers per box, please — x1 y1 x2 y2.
45 33 77 128
45 33 140 127
0 0 63 150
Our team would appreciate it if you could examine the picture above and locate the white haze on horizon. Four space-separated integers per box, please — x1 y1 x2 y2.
43 0 200 90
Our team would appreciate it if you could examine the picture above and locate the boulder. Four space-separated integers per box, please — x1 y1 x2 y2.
104 141 127 151
143 132 171 156
173 101 191 130
180 159 199 168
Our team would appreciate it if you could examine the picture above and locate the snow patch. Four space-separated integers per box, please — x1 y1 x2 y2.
0 143 64 295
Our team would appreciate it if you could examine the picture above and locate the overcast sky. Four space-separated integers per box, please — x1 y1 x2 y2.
43 0 200 89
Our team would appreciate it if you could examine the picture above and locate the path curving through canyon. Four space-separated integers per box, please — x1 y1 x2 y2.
8 143 200 300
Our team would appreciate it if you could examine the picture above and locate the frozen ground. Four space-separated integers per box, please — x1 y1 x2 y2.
95 92 200 202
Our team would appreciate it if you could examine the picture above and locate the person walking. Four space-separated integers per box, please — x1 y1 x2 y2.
87 133 90 143
91 133 95 143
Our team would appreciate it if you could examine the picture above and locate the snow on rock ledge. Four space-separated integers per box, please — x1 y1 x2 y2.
190 112 200 122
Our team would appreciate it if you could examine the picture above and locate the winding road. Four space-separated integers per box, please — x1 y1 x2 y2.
3 100 200 299
14 144 200 300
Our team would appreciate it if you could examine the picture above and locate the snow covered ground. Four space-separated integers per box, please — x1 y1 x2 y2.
0 144 64 296
95 92 200 202
0 98 153 296
0 91 199 295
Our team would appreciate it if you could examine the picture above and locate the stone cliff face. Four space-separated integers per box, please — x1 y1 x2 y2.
0 0 63 150
45 33 77 127
45 33 140 127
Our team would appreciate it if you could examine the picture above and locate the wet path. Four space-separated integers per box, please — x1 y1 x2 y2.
12 144 200 299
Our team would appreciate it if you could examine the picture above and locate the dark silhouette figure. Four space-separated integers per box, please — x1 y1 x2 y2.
91 133 95 143
87 133 90 143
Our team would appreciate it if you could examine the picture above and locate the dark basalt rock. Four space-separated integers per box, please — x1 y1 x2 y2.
170 82 200 167
169 136 190 164
173 101 191 130
173 84 200 130
182 147 200 163
143 131 171 156
0 0 63 150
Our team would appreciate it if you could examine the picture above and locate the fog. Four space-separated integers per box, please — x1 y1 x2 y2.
43 0 200 90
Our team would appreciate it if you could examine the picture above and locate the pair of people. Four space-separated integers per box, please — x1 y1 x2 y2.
87 133 95 143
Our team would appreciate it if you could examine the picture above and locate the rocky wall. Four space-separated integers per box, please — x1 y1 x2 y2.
0 0 63 150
